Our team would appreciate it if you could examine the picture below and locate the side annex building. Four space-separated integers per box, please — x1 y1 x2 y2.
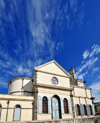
0 60 95 122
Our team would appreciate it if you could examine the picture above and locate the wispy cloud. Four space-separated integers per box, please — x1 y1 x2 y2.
76 44 100 80
90 82 100 102
89 44 100 57
78 71 88 80
56 42 64 51
83 50 89 59
70 0 78 13
93 67 99 73
77 10 85 27
76 44 100 102
76 57 98 77
0 0 86 89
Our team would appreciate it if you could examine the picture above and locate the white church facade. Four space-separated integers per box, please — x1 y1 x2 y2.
0 60 95 122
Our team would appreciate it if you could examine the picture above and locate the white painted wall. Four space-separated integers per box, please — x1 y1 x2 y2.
8 78 32 96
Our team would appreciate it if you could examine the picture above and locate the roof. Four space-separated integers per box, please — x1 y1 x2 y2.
8 76 33 86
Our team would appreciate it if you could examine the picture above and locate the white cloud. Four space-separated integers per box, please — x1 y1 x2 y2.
76 57 98 78
90 82 100 102
56 42 64 51
70 0 78 13
83 50 89 59
0 81 8 88
77 10 85 27
18 66 32 76
89 44 100 57
93 67 99 72
78 71 88 80
0 0 87 89
76 44 100 80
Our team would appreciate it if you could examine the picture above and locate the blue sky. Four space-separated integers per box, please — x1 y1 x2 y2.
0 0 100 102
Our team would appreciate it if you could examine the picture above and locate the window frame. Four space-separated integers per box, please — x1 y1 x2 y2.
42 96 48 114
63 98 69 114
83 105 87 115
13 105 21 121
52 77 58 85
89 105 93 115
77 104 81 116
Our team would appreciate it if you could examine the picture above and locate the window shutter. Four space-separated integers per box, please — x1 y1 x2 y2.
60 98 64 114
82 104 85 116
80 104 84 116
80 104 83 116
92 104 95 116
68 98 72 114
48 97 51 114
86 104 90 116
14 108 20 121
88 104 90 116
75 104 78 116
38 96 42 114
0 106 1 112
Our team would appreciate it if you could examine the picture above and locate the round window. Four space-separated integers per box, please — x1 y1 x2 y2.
52 77 58 85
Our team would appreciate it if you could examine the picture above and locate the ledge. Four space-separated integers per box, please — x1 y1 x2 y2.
0 94 34 101
33 83 73 91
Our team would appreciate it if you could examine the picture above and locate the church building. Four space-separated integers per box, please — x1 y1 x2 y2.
0 60 95 122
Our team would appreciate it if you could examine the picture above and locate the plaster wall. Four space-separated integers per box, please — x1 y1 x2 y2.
0 95 33 122
38 62 67 76
86 89 91 98
37 87 72 120
74 88 86 97
80 98 86 104
86 99 92 105
37 72 70 88
9 78 32 96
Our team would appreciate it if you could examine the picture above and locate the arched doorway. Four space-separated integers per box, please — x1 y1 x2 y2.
52 95 61 119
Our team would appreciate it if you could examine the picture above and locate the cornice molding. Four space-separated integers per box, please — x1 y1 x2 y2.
33 83 73 91
36 69 70 78
71 85 91 90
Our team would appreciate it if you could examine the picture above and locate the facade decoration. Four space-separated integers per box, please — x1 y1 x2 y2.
0 60 95 122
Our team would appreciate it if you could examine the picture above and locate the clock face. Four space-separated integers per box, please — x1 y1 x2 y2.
52 77 58 85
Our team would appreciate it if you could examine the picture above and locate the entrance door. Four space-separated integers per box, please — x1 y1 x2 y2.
52 96 60 119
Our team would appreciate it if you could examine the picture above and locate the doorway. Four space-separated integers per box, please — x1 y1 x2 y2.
52 95 61 119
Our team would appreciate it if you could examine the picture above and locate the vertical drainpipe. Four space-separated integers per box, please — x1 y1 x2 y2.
32 101 34 120
6 100 10 122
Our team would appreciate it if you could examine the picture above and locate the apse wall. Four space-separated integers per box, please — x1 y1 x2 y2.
8 77 33 96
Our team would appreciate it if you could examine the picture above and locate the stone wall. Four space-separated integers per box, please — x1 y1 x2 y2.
1 116 100 123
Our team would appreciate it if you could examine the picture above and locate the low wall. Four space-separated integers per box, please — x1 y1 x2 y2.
1 116 100 123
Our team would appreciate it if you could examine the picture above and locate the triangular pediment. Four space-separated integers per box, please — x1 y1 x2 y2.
35 60 71 77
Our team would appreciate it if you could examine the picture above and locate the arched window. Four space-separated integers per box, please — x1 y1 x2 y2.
14 105 21 121
0 104 1 120
89 105 93 115
63 98 69 113
77 104 81 116
83 105 87 115
43 96 48 113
